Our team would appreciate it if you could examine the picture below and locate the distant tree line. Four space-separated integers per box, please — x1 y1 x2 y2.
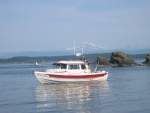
0 53 146 64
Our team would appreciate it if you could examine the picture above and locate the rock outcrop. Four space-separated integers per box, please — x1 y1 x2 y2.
142 53 150 66
97 56 112 66
109 51 137 66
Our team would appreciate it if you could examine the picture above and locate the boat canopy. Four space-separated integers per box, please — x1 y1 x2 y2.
53 61 87 65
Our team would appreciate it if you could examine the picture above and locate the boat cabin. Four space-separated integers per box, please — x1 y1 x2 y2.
46 61 91 73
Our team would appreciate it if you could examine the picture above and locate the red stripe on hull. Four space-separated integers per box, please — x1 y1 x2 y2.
47 73 107 79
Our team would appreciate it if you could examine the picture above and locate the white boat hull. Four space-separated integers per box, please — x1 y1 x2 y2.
34 71 108 84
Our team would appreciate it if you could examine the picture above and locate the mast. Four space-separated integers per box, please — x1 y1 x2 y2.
81 46 83 54
74 41 76 55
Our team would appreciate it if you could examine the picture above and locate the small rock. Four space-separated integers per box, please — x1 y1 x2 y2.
97 56 111 66
142 53 150 66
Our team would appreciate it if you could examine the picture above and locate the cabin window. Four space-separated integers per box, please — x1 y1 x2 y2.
81 64 86 69
53 64 67 69
68 65 79 69
53 64 60 69
61 64 67 69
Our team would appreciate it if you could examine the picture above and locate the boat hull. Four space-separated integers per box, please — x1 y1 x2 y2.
34 71 108 84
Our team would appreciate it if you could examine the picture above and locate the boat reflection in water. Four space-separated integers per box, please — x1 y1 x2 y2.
35 81 109 113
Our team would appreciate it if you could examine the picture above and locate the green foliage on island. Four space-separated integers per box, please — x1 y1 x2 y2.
0 53 147 64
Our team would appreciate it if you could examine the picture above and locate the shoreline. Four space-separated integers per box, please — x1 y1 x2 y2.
0 52 149 66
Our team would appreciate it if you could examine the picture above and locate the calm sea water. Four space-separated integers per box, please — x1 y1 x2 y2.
0 63 150 113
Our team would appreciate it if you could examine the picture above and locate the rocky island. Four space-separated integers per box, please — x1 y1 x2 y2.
97 51 137 67
142 53 150 66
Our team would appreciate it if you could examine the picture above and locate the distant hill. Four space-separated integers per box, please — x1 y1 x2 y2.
0 48 149 58
0 51 73 58
0 53 147 64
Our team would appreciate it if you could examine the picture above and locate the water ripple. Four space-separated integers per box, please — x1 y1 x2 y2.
34 81 109 113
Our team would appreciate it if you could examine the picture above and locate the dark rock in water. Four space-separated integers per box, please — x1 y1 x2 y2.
110 51 137 67
142 53 150 66
97 56 113 66
97 52 137 67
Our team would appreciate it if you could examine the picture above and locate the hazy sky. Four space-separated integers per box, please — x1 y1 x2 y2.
0 0 150 52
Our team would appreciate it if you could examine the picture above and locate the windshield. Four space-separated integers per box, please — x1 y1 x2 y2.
53 64 67 69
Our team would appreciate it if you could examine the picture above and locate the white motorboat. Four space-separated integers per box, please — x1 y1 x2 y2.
34 60 108 84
